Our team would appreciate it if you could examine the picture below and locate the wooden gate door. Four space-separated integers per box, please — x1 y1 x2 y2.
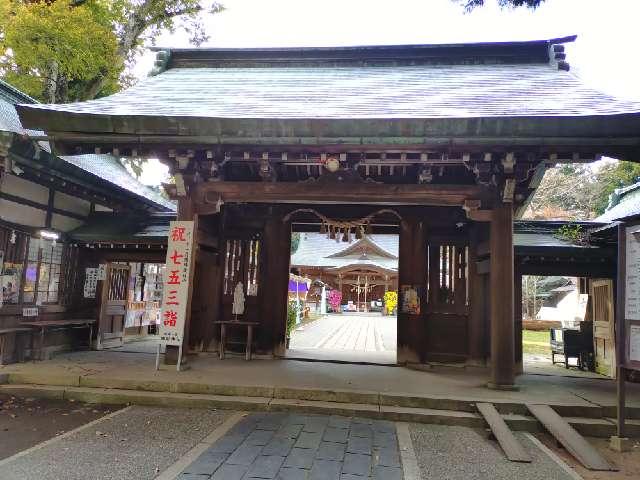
97 263 130 349
591 279 616 378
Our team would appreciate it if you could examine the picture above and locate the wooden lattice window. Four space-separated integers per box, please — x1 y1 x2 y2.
107 265 129 301
431 244 469 312
23 237 64 305
223 239 261 296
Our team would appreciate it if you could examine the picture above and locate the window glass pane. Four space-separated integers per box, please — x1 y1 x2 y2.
41 246 52 264
37 290 48 305
52 245 62 264
23 261 38 303
38 263 50 291
27 239 39 261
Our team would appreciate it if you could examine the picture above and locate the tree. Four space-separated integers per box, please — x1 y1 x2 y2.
290 233 301 254
0 0 224 103
460 0 545 10
522 160 640 220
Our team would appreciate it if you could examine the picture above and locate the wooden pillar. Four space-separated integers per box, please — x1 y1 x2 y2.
397 216 428 364
261 212 291 356
165 196 197 365
514 268 523 374
488 203 516 389
467 223 485 365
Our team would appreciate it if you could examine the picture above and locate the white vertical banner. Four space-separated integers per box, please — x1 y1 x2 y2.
159 220 196 346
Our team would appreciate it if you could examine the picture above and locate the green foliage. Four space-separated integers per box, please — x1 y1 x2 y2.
555 224 588 245
0 0 224 103
290 232 301 254
524 160 640 220
286 300 299 337
383 291 397 315
1 0 120 102
592 161 640 215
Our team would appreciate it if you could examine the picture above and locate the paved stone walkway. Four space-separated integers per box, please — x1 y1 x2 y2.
288 314 397 364
176 413 403 480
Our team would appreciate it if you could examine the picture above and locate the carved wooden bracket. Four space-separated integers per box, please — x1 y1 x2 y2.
463 199 491 222
502 178 516 203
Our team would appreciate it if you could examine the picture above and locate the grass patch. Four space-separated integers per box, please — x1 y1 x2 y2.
523 330 549 343
522 329 551 355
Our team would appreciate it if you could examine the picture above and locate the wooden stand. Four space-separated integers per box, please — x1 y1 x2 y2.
215 321 259 361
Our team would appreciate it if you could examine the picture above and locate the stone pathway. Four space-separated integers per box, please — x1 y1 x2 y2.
176 413 403 480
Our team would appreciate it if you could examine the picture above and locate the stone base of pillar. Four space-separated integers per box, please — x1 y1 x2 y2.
609 436 631 452
486 382 520 391
515 361 524 375
465 358 487 368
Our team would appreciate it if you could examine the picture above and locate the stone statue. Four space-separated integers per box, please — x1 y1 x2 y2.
232 281 245 319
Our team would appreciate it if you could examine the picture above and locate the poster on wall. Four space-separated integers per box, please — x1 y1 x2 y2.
84 268 98 298
630 325 640 363
96 264 107 281
624 225 640 370
400 285 421 315
159 221 196 346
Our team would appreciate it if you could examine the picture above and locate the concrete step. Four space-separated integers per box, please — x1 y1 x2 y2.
5 371 625 420
0 383 622 438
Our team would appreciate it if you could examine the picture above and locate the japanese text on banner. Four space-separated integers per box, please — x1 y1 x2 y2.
159 221 195 346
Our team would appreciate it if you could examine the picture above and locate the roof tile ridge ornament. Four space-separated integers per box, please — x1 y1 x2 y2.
150 50 171 76
549 42 570 72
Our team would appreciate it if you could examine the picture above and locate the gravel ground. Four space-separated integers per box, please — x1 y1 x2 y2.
0 393 116 460
0 406 231 480
537 434 640 480
409 423 576 480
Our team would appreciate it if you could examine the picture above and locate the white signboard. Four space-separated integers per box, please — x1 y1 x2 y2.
159 221 196 346
96 264 107 281
22 307 38 317
84 267 98 298
625 226 640 320
630 325 640 363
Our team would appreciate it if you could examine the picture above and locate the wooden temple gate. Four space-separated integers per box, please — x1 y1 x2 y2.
16 38 640 388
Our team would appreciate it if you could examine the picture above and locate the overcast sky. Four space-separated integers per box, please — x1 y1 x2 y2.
136 0 640 185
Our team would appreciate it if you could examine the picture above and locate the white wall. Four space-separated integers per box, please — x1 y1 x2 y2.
0 173 89 232
0 197 46 227
54 191 91 216
1 174 49 204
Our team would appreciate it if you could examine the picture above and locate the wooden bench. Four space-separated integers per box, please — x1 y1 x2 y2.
0 327 33 364
21 319 96 360
214 321 259 361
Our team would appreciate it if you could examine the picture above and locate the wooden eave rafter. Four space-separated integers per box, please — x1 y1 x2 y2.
17 113 640 162
185 181 490 212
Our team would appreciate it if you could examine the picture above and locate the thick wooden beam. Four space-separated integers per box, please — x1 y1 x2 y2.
514 268 523 375
397 216 428 364
467 223 486 365
488 203 516 389
261 213 292 356
194 181 486 208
